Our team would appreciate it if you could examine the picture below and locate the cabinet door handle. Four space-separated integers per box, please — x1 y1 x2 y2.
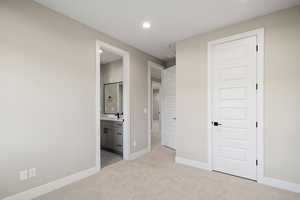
212 121 222 126
116 144 123 147
117 132 123 135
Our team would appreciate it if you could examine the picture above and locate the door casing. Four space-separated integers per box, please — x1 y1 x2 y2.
207 28 264 182
147 61 164 152
96 40 130 170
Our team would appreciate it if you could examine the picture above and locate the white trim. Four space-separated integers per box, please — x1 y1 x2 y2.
95 42 101 170
207 41 213 172
122 53 130 161
207 28 265 181
175 157 210 170
260 177 300 193
147 63 151 152
147 61 164 152
3 167 98 200
175 158 300 194
96 40 131 166
129 148 149 160
160 70 166 146
255 29 265 182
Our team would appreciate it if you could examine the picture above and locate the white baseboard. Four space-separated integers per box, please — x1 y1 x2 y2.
175 157 299 193
175 156 210 170
3 167 99 200
260 177 300 193
129 148 149 160
3 162 299 200
175 156 300 193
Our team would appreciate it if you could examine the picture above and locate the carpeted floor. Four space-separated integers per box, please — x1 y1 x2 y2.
36 146 300 200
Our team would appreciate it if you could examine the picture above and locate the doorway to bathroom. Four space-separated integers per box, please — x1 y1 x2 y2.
96 41 130 169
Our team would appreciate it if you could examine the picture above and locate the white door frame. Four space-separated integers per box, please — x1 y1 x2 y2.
96 40 130 170
147 61 164 152
207 28 264 182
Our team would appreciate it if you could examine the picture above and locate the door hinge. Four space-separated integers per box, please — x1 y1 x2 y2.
256 121 258 128
256 83 258 90
256 159 258 166
256 45 259 52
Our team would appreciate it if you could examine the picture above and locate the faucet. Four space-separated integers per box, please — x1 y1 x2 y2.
114 112 123 119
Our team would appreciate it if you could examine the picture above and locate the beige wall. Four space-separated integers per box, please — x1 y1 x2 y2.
0 0 161 198
101 59 123 84
176 6 300 184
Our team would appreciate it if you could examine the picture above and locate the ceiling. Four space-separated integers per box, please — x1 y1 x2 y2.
34 0 300 60
101 50 122 64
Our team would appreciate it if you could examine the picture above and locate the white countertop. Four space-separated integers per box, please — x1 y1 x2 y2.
101 115 123 122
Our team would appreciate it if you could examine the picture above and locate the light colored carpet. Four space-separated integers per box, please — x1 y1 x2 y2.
36 146 300 200
101 150 122 168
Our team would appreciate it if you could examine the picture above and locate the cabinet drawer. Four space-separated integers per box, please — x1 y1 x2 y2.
101 120 112 127
113 133 123 153
114 134 123 144
101 120 113 149
114 143 123 153
101 129 113 149
113 121 123 128
113 127 123 136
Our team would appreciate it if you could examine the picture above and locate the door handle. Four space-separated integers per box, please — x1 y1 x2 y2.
173 117 176 120
212 121 222 126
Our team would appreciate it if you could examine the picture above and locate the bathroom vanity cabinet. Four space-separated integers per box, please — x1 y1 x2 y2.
101 120 123 155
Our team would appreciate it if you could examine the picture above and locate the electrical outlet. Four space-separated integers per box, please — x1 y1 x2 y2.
19 170 28 181
28 168 36 178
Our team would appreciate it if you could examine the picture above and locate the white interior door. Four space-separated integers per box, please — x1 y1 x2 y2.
162 66 176 149
211 36 257 180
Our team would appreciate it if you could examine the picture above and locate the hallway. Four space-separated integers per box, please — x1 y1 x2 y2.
151 120 161 149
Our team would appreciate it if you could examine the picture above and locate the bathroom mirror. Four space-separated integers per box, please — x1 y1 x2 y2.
104 82 123 114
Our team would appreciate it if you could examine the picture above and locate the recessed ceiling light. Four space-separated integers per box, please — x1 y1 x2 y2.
142 22 151 29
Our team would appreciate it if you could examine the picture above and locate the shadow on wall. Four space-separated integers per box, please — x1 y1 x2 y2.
165 57 176 68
